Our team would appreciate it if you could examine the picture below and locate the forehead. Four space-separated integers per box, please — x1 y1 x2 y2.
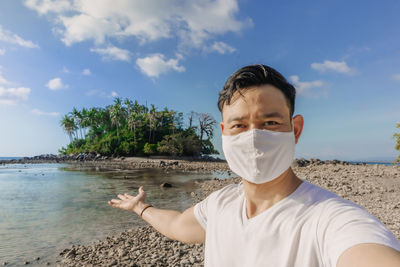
222 84 290 121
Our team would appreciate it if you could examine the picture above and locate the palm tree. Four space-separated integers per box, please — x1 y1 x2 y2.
124 98 133 117
128 113 142 152
132 100 145 114
80 107 89 138
148 104 158 143
110 98 123 140
71 107 83 139
60 114 76 142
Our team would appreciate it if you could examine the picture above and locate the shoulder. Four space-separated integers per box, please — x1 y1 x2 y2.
196 182 242 211
292 180 339 206
299 181 379 225
294 181 393 234
193 182 241 229
205 182 241 203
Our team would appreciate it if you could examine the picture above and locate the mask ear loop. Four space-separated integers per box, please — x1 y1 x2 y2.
290 117 294 132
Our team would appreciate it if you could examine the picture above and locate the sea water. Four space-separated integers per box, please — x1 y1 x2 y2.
0 163 225 266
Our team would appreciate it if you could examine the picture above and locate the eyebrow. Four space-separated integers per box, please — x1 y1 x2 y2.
227 112 285 123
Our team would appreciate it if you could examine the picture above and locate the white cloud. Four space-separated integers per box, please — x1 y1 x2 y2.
0 25 39 48
60 14 121 46
86 89 118 98
31 108 60 117
311 60 356 75
136 53 185 78
0 48 5 55
0 86 31 105
392 73 400 81
209 41 236 54
46 77 68 90
90 46 131 61
24 0 251 49
82 68 91 75
24 0 72 15
289 75 324 95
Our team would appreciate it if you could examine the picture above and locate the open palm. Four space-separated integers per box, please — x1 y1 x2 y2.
108 186 147 212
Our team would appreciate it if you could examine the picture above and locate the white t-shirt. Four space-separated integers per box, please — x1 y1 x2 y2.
193 179 400 267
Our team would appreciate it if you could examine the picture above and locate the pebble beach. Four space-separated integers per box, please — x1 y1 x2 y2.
49 157 400 267
2 157 399 266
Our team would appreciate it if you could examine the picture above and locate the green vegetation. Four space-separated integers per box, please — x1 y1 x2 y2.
394 123 400 162
59 98 219 157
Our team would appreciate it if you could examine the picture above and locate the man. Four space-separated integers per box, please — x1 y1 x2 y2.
108 64 400 266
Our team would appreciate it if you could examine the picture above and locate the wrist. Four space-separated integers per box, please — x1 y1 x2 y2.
140 204 153 217
134 201 147 215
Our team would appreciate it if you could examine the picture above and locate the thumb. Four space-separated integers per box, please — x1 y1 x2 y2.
138 186 145 195
137 186 146 201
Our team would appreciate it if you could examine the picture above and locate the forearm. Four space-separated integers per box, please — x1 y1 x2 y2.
133 201 182 241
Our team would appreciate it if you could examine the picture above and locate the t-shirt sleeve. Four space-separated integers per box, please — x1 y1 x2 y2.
318 198 400 267
193 190 219 230
193 183 239 231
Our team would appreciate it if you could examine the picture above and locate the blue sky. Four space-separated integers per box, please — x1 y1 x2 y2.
0 0 399 161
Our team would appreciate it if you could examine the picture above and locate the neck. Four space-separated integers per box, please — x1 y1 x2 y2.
242 168 303 219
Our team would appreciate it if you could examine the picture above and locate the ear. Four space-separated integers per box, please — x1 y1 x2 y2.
220 121 224 133
292 114 304 144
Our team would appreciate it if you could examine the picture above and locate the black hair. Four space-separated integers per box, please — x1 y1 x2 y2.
218 64 296 118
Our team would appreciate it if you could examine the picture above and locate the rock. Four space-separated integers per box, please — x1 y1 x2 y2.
65 249 76 259
295 158 310 167
180 259 190 264
160 182 173 188
117 248 127 257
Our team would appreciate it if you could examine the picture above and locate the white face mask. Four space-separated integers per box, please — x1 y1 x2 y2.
222 121 295 184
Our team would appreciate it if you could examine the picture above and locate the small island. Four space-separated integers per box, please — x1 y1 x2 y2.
59 98 219 158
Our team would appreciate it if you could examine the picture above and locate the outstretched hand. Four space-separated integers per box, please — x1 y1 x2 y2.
108 186 147 213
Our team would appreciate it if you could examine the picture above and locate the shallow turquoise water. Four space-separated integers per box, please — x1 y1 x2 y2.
0 163 225 266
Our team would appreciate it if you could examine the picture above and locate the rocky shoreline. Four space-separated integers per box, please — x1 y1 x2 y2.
1 153 363 174
2 158 399 266
51 160 400 267
0 154 230 173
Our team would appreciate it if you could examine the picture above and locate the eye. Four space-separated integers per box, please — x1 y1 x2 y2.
264 121 278 126
233 124 245 128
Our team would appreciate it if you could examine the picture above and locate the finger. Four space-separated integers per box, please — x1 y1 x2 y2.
124 193 134 199
109 199 121 204
108 202 117 208
117 194 127 200
139 186 144 194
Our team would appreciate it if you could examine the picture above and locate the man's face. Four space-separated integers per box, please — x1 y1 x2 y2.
220 84 294 136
